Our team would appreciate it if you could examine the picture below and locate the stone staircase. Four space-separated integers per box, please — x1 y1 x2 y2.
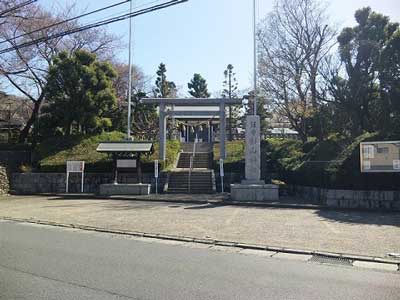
166 142 215 194
167 170 214 194
177 152 211 169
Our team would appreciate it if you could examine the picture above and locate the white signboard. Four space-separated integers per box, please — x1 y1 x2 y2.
117 159 137 168
154 160 159 178
66 161 85 193
360 141 400 172
67 161 85 172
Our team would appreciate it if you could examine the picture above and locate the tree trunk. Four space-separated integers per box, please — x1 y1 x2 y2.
18 96 44 143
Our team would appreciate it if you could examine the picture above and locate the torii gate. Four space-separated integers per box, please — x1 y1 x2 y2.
142 98 243 161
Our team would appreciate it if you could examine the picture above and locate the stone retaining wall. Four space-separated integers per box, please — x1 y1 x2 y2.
0 150 31 171
288 185 400 211
11 172 168 194
0 166 9 195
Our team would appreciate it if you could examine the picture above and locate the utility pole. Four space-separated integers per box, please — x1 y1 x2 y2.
253 0 257 116
228 68 232 141
127 0 135 140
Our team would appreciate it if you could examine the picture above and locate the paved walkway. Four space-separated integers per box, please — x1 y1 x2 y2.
0 195 399 258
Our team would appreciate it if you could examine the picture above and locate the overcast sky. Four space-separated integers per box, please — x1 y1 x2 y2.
23 0 400 95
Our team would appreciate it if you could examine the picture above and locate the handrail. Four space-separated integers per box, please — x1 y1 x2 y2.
193 134 197 157
188 155 193 193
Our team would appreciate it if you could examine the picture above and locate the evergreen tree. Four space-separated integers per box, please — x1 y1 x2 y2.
188 73 211 98
222 64 240 140
330 7 400 136
42 50 117 135
154 63 177 98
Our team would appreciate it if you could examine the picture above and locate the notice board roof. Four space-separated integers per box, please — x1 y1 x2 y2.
97 141 154 153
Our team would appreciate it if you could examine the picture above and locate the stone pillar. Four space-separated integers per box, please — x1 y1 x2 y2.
159 103 166 161
242 115 263 184
219 102 226 159
171 105 176 140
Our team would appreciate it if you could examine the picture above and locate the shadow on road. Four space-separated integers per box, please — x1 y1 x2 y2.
315 209 400 227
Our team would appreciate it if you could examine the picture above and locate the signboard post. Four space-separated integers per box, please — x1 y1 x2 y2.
66 161 85 193
220 158 224 193
360 141 400 173
154 160 159 194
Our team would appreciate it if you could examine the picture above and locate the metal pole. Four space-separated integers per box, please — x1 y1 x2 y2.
81 172 84 193
127 0 135 139
66 172 69 193
253 0 257 116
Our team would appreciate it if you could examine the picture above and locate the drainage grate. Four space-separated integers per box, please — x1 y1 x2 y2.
310 255 353 266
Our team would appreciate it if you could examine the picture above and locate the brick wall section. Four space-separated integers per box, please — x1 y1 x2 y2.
11 172 168 194
0 166 9 195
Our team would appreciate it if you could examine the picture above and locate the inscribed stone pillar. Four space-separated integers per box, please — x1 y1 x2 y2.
243 115 264 184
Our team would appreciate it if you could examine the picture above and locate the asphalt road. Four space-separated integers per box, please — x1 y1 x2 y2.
0 220 398 300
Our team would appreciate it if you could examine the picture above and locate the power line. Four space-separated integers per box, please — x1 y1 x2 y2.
0 0 37 17
0 0 131 46
0 0 188 55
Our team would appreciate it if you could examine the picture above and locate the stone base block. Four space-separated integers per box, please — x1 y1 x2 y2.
230 184 279 202
99 184 150 196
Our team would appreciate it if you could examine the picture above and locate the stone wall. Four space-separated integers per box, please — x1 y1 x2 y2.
11 172 168 195
288 185 400 211
0 166 9 195
0 150 31 171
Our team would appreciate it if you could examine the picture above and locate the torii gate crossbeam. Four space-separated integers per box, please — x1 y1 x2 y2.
142 98 243 161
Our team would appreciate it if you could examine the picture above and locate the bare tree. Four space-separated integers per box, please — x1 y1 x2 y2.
258 0 336 142
0 1 121 143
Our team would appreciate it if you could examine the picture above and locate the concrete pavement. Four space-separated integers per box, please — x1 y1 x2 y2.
0 195 399 259
1 220 399 300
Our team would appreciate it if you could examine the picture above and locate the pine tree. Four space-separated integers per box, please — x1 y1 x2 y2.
154 63 177 98
222 64 240 140
188 73 211 98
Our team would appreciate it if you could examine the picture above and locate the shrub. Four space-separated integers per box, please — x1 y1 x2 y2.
35 132 180 173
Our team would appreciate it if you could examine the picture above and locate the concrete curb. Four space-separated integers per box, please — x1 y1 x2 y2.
1 216 399 273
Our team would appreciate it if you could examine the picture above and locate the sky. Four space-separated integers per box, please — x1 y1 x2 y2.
19 0 400 96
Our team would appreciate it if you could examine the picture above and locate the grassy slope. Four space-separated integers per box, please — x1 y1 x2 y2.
35 132 180 172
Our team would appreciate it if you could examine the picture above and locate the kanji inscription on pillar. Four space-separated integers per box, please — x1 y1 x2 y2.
245 115 261 182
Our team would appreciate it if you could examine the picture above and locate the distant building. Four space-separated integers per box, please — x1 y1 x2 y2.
266 127 299 139
265 113 299 139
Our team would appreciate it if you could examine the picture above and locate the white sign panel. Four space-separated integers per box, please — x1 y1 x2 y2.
363 161 371 170
67 161 85 172
360 141 400 172
219 159 224 177
117 159 137 168
362 145 374 159
66 161 85 193
154 160 159 178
